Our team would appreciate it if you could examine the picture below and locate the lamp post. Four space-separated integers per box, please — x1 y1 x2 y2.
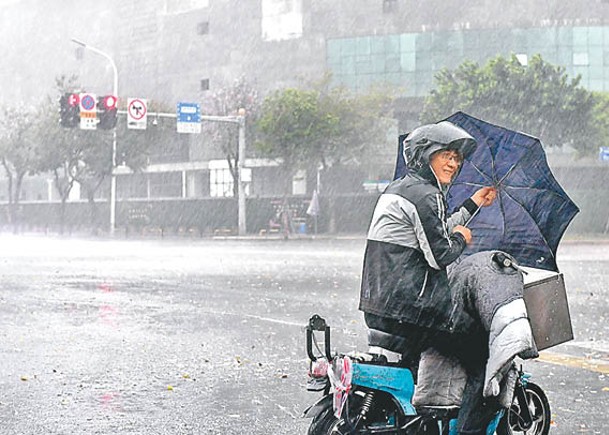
71 38 118 236
237 108 246 236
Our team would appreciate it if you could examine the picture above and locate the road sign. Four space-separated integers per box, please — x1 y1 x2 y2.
79 93 97 130
176 102 201 134
600 146 609 163
128 98 147 130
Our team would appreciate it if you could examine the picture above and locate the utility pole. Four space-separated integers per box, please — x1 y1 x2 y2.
132 110 248 236
237 111 246 236
71 38 119 236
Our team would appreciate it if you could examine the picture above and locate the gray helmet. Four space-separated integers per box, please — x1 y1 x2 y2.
402 121 477 171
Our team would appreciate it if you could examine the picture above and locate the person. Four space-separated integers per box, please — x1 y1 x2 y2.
359 121 498 435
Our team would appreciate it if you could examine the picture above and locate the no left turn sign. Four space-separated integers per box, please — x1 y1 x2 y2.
127 98 147 130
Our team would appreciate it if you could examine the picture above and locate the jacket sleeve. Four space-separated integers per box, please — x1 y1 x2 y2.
446 198 479 231
413 192 467 269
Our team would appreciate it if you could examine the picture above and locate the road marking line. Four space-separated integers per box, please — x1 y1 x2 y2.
537 352 609 374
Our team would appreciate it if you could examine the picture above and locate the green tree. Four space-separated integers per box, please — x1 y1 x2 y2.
421 54 598 154
315 82 393 171
0 104 43 230
591 92 609 151
256 87 337 194
256 83 392 194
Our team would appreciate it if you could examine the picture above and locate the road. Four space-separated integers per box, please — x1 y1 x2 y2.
0 234 607 434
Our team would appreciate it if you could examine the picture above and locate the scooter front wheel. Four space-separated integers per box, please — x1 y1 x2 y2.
496 382 550 435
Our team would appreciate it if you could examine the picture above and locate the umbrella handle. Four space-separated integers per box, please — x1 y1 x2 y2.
464 206 481 227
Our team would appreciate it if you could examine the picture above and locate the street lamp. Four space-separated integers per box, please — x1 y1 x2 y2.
71 37 118 236
237 108 246 236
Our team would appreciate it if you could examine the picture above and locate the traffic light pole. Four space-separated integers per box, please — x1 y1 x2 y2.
71 38 119 236
71 35 246 236
141 111 247 236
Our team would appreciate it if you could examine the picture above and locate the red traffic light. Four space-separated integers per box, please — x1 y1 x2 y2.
98 95 118 129
101 95 118 110
67 93 80 107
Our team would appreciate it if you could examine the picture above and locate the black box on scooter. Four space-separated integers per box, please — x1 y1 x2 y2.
523 270 573 351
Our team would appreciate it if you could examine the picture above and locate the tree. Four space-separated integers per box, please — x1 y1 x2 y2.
201 76 260 197
0 104 42 230
421 54 598 154
314 80 393 171
256 87 337 194
591 92 609 151
255 82 392 194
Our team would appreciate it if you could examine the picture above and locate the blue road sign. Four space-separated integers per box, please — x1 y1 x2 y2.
177 102 201 133
600 146 609 162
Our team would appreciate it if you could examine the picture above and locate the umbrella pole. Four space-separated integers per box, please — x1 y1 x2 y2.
465 206 482 227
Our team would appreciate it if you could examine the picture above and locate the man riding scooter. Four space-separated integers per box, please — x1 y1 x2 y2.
359 121 500 435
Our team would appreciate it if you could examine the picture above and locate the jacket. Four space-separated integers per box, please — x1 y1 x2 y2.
359 167 478 332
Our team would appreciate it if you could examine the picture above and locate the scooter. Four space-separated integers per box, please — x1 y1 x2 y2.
302 314 551 435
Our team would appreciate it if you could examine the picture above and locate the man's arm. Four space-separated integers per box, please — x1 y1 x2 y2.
447 187 497 231
413 192 468 269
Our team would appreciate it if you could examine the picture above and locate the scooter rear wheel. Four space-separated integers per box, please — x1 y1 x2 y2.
308 405 339 435
308 390 437 435
496 382 550 435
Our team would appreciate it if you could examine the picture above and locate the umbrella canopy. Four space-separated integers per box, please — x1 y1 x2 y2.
394 112 579 272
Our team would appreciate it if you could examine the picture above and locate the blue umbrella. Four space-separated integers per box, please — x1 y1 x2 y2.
394 111 579 272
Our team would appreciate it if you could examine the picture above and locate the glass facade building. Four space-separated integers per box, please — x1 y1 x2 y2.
327 26 609 96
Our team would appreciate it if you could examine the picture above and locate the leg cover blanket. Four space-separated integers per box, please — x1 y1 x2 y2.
413 251 538 406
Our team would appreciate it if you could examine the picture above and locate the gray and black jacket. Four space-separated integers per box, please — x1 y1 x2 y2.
359 168 478 332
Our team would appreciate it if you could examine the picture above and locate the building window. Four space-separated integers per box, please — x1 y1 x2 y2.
200 78 210 91
516 54 528 66
197 21 209 35
573 52 589 66
210 167 251 198
165 0 209 14
383 0 397 13
261 0 303 42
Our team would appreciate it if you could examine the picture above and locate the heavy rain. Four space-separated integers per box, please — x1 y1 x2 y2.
0 1 608 434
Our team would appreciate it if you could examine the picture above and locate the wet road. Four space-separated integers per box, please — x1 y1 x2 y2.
0 234 607 434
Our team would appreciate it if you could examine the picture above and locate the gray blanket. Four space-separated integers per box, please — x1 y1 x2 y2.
413 251 538 406
448 251 524 333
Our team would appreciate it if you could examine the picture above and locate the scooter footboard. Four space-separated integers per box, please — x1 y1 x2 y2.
351 362 417 416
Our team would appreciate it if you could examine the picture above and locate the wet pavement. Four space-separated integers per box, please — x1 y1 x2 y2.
0 234 607 434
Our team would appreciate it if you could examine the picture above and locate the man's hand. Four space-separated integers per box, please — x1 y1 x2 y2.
453 225 472 244
471 186 497 207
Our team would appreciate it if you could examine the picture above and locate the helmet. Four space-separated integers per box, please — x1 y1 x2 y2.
402 121 477 171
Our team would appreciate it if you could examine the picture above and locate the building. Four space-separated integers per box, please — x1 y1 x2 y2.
1 0 608 233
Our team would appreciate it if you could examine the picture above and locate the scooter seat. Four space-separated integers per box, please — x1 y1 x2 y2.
415 405 460 420
368 329 410 354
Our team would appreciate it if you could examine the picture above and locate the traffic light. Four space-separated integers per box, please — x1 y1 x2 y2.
98 95 118 129
59 93 80 128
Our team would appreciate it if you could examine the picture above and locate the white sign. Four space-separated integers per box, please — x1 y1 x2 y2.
79 93 97 130
127 98 147 130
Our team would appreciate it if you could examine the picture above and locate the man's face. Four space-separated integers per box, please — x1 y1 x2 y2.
430 150 462 185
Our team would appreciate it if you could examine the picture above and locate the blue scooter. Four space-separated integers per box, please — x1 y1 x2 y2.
303 314 551 435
